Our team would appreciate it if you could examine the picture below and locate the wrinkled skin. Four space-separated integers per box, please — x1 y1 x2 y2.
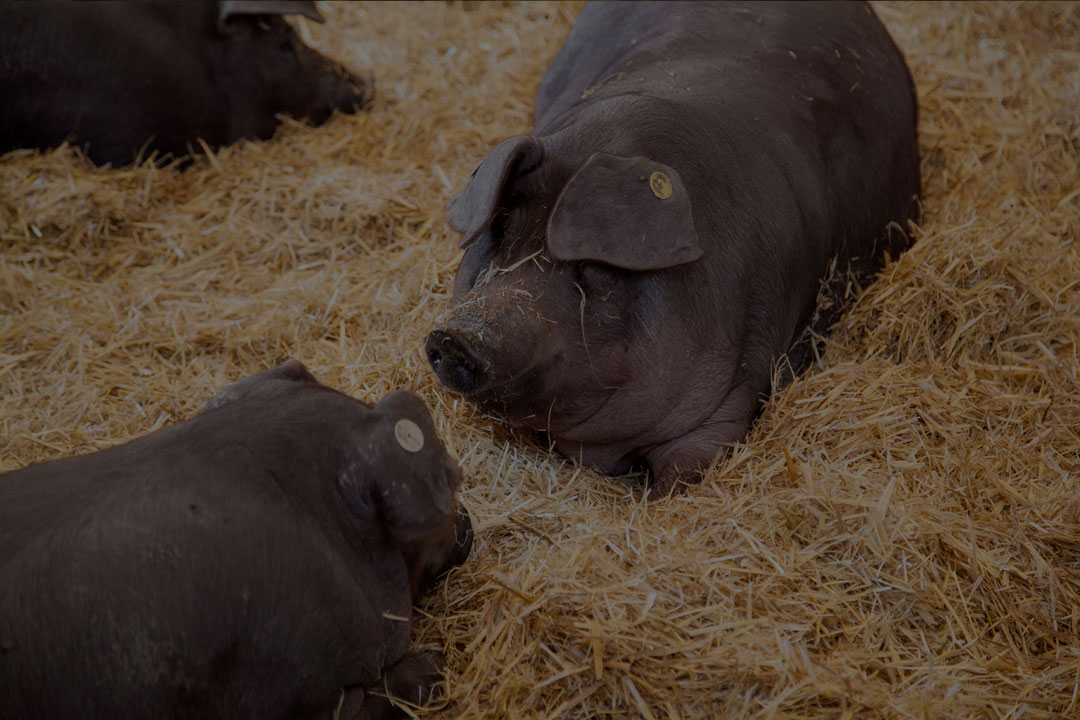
427 1 920 498
0 1 372 166
0 361 472 720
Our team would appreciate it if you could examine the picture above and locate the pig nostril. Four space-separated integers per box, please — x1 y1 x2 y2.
427 347 443 371
425 329 486 393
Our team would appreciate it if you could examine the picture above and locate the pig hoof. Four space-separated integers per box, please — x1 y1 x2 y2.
340 650 446 719
646 468 704 501
384 649 447 707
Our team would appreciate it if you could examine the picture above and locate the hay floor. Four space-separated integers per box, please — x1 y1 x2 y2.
2 2 1079 717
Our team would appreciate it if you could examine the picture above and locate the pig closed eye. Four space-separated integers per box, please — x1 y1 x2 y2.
577 263 621 296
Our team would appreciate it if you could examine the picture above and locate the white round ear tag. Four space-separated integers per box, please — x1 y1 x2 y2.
394 419 424 453
649 171 672 199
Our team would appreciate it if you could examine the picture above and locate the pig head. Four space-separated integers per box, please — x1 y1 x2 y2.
0 361 472 720
0 1 372 166
426 1 920 498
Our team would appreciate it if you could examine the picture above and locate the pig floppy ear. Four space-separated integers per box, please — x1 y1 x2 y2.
217 1 325 31
447 136 543 249
359 392 459 542
547 152 703 271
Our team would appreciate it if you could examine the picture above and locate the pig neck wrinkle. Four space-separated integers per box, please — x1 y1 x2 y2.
545 383 622 440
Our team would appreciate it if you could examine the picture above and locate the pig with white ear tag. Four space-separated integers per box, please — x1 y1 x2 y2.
426 1 920 498
0 361 472 720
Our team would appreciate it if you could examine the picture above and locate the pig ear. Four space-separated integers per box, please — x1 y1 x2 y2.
546 153 703 271
203 360 318 413
217 1 325 29
361 392 458 542
447 136 543 249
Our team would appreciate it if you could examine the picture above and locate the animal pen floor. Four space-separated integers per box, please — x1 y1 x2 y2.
2 2 1078 718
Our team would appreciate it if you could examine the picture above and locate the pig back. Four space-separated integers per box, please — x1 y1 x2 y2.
0 1 371 166
0 410 408 719
0 2 221 163
537 1 919 368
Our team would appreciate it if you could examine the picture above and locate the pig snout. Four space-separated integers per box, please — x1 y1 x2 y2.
403 503 473 599
425 324 490 394
327 64 373 113
308 63 373 125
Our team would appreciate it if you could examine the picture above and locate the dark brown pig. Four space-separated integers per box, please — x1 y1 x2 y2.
426 1 920 498
0 1 372 167
0 361 472 720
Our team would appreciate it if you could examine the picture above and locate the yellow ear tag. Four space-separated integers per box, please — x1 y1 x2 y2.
394 419 425 453
649 171 672 199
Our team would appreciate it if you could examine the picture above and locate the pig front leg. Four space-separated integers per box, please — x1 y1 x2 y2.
643 388 758 500
338 650 446 720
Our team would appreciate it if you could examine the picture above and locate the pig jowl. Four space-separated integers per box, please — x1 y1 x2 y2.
426 1 921 499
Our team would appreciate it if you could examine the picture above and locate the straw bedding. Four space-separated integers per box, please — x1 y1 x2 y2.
2 2 1078 717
